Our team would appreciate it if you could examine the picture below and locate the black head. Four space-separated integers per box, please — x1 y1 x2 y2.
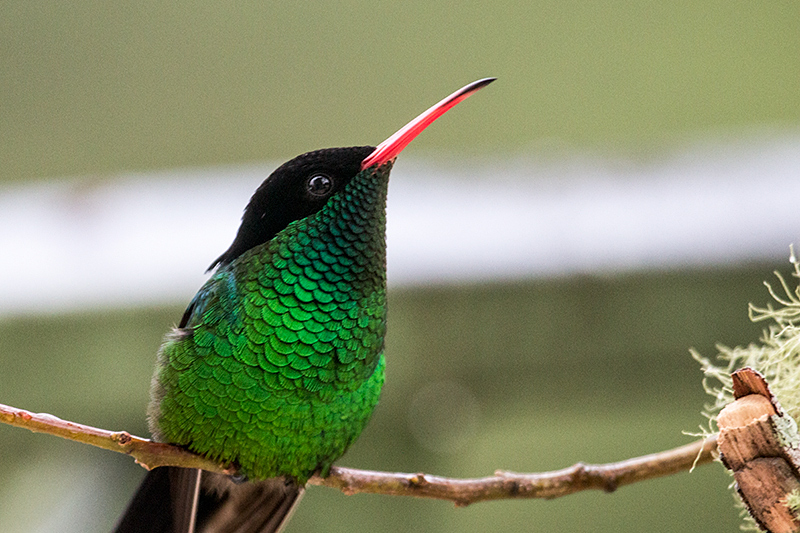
207 78 496 270
210 146 375 270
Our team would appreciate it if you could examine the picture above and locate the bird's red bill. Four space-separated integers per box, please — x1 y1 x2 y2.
360 77 496 170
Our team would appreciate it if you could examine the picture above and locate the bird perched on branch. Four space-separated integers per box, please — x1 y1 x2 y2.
115 78 495 533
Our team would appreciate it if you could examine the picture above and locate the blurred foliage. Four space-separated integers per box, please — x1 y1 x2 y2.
0 267 780 532
1 1 799 183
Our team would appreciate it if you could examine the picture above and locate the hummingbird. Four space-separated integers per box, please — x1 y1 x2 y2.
115 78 495 533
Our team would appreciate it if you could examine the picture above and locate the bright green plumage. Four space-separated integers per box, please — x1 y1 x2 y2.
113 79 492 533
149 162 391 483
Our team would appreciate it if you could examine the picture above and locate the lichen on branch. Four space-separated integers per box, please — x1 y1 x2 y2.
693 249 800 531
693 249 800 433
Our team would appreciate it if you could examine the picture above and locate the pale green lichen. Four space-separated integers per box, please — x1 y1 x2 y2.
693 248 800 434
691 248 800 530
774 414 800 450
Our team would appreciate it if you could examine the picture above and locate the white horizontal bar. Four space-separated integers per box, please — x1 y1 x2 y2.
1 134 798 315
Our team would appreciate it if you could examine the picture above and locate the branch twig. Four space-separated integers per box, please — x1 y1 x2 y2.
0 402 231 474
0 401 717 505
317 437 717 505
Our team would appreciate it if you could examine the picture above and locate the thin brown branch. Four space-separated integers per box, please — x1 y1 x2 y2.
312 436 718 505
0 401 717 504
0 402 232 474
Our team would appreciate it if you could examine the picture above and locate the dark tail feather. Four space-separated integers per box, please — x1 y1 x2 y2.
114 467 303 533
200 474 303 533
114 467 201 533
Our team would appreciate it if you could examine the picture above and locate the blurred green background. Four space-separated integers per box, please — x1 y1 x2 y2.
2 1 798 532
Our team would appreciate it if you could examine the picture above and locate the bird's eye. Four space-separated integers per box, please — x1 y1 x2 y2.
306 174 333 198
